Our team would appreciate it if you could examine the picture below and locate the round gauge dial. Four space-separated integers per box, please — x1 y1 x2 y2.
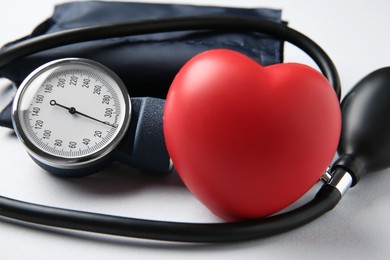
12 58 131 172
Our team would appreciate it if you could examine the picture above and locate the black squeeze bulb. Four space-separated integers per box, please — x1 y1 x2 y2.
332 67 390 186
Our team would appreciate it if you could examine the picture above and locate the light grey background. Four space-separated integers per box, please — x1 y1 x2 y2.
1 0 390 259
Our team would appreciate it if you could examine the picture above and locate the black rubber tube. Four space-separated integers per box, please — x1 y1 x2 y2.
0 185 340 242
0 16 341 99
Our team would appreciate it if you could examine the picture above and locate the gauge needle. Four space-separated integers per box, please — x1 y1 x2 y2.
50 100 117 128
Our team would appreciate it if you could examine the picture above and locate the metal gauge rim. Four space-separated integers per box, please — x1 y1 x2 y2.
11 58 131 170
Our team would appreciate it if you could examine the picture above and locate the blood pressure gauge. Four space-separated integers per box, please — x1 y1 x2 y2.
12 58 131 176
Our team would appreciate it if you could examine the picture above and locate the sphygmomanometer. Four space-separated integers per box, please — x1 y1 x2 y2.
0 2 389 243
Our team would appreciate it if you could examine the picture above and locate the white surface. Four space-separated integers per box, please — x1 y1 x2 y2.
1 0 390 259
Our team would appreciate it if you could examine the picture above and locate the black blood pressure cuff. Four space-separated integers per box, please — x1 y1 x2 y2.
0 1 283 99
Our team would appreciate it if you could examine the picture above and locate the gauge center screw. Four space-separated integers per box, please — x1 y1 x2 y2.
69 107 76 114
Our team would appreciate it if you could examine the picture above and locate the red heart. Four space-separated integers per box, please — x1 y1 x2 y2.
164 49 341 220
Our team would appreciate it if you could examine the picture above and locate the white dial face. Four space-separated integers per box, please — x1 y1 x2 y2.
12 59 131 167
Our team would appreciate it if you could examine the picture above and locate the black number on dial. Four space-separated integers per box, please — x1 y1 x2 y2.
69 141 77 149
94 131 102 138
70 75 78 86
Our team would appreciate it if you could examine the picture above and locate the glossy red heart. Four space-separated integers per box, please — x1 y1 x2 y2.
163 49 341 220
